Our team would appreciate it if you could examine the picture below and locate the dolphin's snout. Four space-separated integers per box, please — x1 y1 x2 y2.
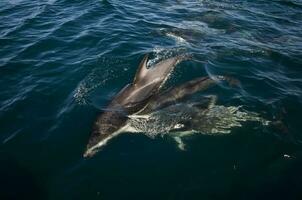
83 135 103 158
83 128 121 158
83 147 97 158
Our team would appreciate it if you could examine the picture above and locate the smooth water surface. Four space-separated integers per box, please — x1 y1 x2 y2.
1 0 302 199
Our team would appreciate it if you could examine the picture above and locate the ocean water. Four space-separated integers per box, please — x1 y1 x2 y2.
1 0 302 199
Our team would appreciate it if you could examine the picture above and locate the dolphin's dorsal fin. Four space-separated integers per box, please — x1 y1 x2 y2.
133 54 149 85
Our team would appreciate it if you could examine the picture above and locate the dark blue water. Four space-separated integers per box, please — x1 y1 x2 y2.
1 0 302 199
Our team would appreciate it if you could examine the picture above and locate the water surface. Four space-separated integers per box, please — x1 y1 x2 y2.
1 0 302 199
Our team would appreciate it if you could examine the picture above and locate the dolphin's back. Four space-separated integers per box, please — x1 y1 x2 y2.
120 55 182 105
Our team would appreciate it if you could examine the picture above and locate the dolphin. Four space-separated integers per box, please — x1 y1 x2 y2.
84 54 186 157
83 54 237 158
137 75 235 114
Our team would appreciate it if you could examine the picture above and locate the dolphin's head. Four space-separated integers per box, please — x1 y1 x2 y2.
83 124 118 158
83 110 128 158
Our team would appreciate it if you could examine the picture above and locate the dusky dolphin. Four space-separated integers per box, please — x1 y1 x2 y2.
83 54 237 158
137 75 236 114
84 54 186 157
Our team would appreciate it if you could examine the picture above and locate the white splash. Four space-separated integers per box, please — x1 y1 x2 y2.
127 103 270 140
74 77 107 105
74 58 123 105
166 32 188 45
147 46 187 67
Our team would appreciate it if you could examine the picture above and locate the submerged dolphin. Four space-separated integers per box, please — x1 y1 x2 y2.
83 54 234 157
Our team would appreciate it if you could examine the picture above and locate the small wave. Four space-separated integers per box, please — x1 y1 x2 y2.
2 129 22 144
